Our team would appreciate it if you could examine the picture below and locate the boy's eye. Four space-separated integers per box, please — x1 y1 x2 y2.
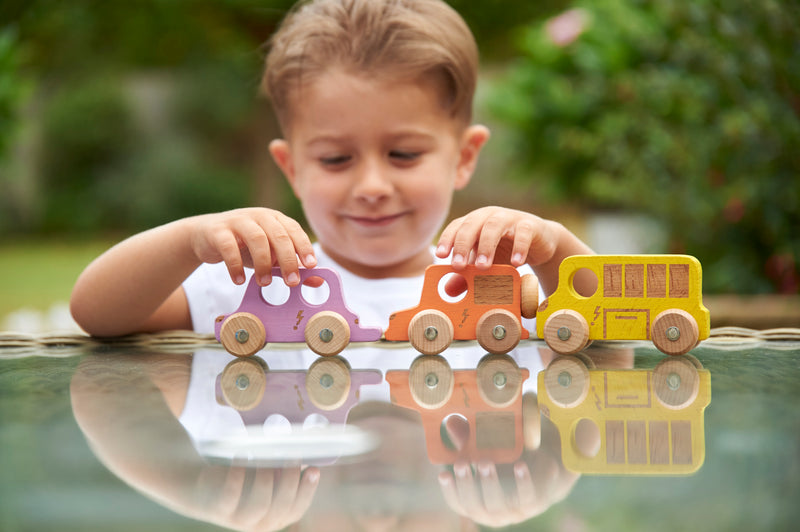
320 155 351 166
389 151 421 162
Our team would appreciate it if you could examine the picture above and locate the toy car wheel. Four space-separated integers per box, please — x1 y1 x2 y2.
477 354 523 408
305 311 351 357
220 358 267 411
305 356 351 411
543 310 590 355
476 309 522 354
220 312 266 357
651 309 699 356
409 355 454 409
520 274 539 319
408 310 454 355
543 356 590 408
652 356 700 409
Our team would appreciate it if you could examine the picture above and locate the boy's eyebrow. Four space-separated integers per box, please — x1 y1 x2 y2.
305 129 440 147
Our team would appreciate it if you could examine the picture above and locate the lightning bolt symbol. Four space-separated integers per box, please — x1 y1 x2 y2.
591 305 601 326
593 386 602 411
294 384 305 410
293 310 304 330
460 308 469 327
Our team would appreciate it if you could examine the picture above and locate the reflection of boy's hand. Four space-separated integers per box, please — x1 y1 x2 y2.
436 392 579 527
185 464 319 532
189 208 317 288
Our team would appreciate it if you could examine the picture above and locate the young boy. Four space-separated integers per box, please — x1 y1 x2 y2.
70 0 594 337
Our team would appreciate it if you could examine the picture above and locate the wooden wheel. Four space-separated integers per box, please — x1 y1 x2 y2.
520 274 539 319
220 312 266 357
476 309 522 354
543 310 590 355
652 356 700 409
543 356 590 408
304 311 350 356
408 310 454 355
476 354 523 408
220 358 266 411
651 309 699 356
305 357 351 411
408 355 454 409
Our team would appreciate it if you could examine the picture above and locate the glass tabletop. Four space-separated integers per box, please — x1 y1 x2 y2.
1 333 798 531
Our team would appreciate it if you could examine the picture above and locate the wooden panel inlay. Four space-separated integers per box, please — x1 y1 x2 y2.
604 264 623 297
669 264 690 298
647 264 667 298
625 264 644 297
474 275 514 304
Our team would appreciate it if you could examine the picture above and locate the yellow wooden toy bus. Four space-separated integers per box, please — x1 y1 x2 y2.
536 255 710 356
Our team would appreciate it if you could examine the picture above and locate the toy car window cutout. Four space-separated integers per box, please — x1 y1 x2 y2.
261 278 291 305
571 267 598 298
436 271 467 303
300 276 330 305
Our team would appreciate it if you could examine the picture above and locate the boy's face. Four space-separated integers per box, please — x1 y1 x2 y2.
270 69 488 278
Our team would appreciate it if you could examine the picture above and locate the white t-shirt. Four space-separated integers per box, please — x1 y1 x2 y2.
182 244 541 334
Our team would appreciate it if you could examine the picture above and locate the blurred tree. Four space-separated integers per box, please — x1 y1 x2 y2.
490 0 800 293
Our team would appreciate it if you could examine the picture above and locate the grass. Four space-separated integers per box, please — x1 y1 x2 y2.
0 238 114 321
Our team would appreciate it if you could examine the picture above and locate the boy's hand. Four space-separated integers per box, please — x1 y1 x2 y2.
435 206 559 270
189 208 316 287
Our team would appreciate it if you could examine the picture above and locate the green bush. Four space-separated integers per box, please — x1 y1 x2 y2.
490 0 800 293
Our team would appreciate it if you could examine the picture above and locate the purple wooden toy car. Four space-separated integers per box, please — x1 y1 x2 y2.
215 267 383 357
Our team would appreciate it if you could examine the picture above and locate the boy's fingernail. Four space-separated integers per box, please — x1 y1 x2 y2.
476 254 489 267
512 253 524 264
436 244 448 256
305 254 317 267
453 254 465 265
260 275 271 285
235 274 245 285
286 272 300 285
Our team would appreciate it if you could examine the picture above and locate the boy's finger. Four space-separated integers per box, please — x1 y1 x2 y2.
475 214 510 268
256 214 300 286
449 216 484 268
511 220 537 266
237 219 273 286
214 231 247 285
281 215 317 268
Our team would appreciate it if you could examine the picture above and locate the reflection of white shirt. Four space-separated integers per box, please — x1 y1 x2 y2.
179 245 544 449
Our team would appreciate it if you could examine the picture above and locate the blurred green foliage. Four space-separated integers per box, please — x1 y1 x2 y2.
489 0 800 293
0 0 798 293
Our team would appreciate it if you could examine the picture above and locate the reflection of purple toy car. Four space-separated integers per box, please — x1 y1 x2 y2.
215 267 383 357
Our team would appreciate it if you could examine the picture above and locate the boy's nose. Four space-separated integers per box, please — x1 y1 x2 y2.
353 162 394 203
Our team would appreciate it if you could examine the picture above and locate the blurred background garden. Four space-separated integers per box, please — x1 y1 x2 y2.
0 0 798 332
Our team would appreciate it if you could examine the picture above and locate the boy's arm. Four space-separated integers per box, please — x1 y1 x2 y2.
435 206 596 296
70 209 316 337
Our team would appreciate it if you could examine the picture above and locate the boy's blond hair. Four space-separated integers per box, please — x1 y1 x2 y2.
263 0 479 131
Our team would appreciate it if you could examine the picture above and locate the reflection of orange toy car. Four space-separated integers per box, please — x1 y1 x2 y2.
387 354 530 464
385 264 539 355
538 354 710 475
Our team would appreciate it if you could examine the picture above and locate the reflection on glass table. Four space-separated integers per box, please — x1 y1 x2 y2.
539 353 711 475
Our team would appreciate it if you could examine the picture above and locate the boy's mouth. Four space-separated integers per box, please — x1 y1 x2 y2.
345 212 410 227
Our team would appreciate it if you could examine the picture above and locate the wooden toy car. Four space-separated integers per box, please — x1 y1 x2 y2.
386 354 530 464
215 267 383 357
384 264 539 355
538 354 710 475
536 255 710 356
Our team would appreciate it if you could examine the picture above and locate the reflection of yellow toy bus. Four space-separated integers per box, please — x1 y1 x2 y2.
537 255 710 356
538 354 710 475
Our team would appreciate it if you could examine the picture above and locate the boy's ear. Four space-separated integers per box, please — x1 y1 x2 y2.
268 139 298 193
454 125 490 190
